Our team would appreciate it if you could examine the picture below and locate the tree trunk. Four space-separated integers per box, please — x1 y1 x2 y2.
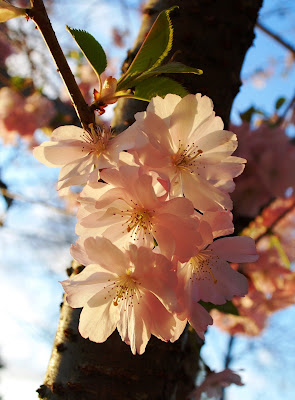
37 1 262 399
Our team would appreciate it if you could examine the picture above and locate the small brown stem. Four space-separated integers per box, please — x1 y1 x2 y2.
256 22 295 56
27 0 94 129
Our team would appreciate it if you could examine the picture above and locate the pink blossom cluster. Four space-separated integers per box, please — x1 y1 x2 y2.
33 93 258 354
0 87 56 143
212 242 295 336
231 122 295 217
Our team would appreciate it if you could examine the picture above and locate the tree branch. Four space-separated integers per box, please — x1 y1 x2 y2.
256 21 295 56
220 335 235 400
26 0 94 129
255 201 295 244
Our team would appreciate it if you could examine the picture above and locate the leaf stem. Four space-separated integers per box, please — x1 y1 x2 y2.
27 0 94 129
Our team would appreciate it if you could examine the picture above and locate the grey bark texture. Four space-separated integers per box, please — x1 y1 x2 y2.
38 0 262 399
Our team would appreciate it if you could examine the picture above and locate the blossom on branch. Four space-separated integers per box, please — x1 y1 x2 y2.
76 165 201 261
33 123 135 194
125 94 246 211
174 212 258 336
62 236 180 354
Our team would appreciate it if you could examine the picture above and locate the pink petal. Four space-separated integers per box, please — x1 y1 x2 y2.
209 236 259 263
157 197 195 217
79 289 119 342
70 239 94 266
170 94 199 147
187 302 213 340
201 211 234 238
195 130 237 158
154 214 201 262
143 291 176 341
189 94 214 136
147 94 181 126
79 181 110 203
83 237 129 274
33 141 87 167
170 317 187 342
132 247 177 310
133 173 159 209
143 112 173 154
190 113 224 142
153 223 176 260
135 142 171 168
189 255 249 304
51 125 84 141
108 126 138 153
182 173 233 211
117 297 151 355
198 158 245 181
61 265 115 308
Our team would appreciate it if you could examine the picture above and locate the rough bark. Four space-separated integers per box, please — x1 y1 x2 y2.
38 1 262 399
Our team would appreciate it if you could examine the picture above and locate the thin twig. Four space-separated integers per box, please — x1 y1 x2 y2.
0 187 75 216
255 201 295 244
26 0 94 129
256 21 295 56
220 335 235 400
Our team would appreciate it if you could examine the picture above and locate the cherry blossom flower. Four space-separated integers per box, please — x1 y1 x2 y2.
33 123 135 193
173 212 258 335
188 369 244 400
62 236 180 354
76 165 201 261
125 94 246 211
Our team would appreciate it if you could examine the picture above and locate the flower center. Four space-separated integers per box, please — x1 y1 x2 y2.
125 208 154 238
189 250 217 284
172 141 203 172
104 269 142 307
80 123 113 157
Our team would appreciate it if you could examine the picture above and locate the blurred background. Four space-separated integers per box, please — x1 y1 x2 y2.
0 0 295 399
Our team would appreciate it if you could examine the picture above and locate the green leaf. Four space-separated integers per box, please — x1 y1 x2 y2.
131 62 203 83
240 106 264 123
133 76 188 102
66 26 107 77
275 96 286 110
199 300 239 316
122 6 177 79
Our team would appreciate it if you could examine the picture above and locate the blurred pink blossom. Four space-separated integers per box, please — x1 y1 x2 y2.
232 122 295 217
0 87 56 143
188 368 243 400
